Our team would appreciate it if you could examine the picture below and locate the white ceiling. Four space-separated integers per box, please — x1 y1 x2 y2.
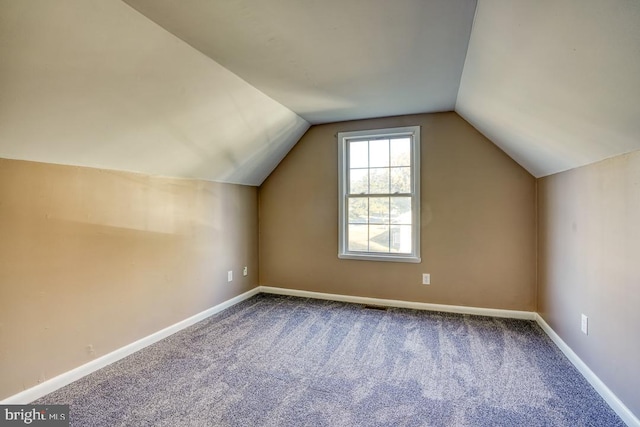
457 0 640 177
123 0 477 125
1 0 639 184
0 0 308 186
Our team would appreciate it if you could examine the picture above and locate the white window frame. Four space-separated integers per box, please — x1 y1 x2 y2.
338 126 421 263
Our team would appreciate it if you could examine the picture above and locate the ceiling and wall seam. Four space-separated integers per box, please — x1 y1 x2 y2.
453 0 480 110
2 0 638 185
0 0 310 187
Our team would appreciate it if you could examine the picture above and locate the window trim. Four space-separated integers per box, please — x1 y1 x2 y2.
338 126 421 263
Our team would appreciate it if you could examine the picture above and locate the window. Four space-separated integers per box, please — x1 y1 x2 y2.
338 126 421 263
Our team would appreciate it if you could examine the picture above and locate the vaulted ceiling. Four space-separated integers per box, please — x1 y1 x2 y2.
457 0 640 177
1 0 639 184
123 0 477 125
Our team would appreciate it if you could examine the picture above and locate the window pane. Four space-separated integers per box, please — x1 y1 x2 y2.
369 139 389 167
390 138 411 166
339 126 419 261
369 168 389 194
349 169 368 194
390 197 412 224
369 225 390 252
369 197 389 224
348 224 369 251
390 167 411 193
348 198 368 223
349 140 368 168
390 225 412 253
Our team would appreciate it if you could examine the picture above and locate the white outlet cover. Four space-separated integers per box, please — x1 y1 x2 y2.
243 266 248 276
227 271 233 282
422 274 430 285
581 314 588 335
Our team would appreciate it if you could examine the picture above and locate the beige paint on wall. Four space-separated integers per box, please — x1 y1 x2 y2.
0 158 258 400
538 150 640 416
259 112 536 310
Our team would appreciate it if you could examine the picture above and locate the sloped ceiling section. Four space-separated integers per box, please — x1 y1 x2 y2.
0 0 309 186
123 0 477 124
3 0 638 183
457 0 640 177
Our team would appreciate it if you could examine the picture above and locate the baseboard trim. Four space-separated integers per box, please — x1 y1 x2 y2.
535 314 639 427
1 287 260 404
4 286 636 427
258 286 536 320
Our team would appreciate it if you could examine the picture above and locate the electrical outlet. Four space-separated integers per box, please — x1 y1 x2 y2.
581 314 588 335
227 271 233 282
243 266 248 276
422 273 430 285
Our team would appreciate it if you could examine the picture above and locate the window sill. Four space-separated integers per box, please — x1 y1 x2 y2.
338 253 421 263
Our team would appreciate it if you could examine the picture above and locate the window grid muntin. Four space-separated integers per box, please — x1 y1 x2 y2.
347 136 413 196
345 135 415 255
346 194 413 253
338 126 420 263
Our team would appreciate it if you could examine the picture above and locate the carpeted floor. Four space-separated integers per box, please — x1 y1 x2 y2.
36 294 624 426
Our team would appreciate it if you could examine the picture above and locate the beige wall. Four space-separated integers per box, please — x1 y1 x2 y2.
259 112 536 310
538 150 640 416
0 158 258 400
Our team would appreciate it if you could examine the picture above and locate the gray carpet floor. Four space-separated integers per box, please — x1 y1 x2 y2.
35 294 624 426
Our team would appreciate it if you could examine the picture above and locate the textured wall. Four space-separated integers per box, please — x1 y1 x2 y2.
259 112 536 310
0 158 258 399
538 150 640 416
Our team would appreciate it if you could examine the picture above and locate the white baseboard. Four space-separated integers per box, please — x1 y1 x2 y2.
258 286 536 320
1 287 260 404
261 288 638 425
535 314 639 427
4 285 636 427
